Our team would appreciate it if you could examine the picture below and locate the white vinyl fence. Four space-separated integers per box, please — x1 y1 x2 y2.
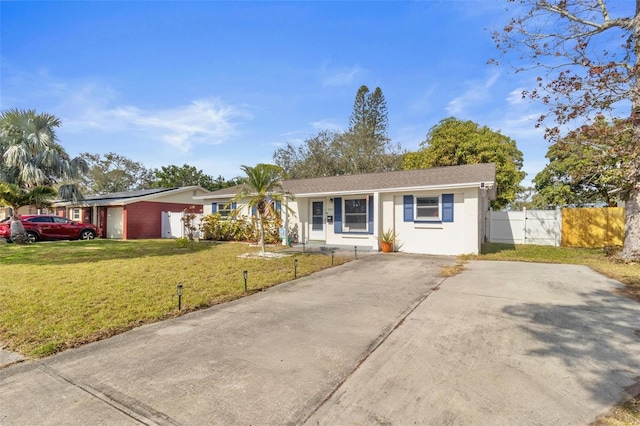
161 211 204 239
485 208 561 246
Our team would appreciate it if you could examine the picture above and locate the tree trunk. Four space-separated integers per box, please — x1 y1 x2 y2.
622 0 640 261
621 186 640 260
257 210 266 253
9 216 29 244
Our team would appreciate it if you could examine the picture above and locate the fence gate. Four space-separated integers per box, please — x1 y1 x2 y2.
486 209 561 246
161 211 205 239
162 212 183 238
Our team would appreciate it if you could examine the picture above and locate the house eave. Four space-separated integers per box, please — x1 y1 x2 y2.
53 186 211 207
292 182 494 198
195 181 495 201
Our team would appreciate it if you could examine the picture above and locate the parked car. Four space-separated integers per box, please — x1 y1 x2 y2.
0 215 100 243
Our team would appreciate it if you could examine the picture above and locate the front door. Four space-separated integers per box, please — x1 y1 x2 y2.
309 200 325 241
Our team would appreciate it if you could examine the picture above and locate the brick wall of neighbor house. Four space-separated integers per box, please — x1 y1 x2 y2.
124 201 203 239
98 207 107 238
82 207 91 223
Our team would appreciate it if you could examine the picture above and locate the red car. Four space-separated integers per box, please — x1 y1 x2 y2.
0 215 100 243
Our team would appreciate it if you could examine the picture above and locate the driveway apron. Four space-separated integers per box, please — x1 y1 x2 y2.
0 254 456 425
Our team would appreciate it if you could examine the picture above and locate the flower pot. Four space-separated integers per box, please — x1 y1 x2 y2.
380 241 393 253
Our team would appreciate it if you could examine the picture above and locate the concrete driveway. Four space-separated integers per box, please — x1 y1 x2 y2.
307 260 640 425
2 256 640 425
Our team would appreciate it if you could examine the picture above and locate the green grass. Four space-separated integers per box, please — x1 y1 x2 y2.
0 239 350 357
467 243 640 425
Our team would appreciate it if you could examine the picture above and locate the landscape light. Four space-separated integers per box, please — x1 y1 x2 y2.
177 284 183 311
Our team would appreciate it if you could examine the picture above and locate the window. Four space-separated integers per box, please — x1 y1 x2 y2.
72 208 81 221
219 204 233 218
343 198 367 232
403 193 454 223
214 201 235 218
27 216 53 223
311 201 323 231
415 196 439 220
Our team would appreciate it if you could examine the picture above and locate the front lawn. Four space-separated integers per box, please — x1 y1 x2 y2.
0 239 349 357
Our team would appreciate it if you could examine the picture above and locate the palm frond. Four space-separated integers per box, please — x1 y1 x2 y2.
57 184 84 202
3 144 29 167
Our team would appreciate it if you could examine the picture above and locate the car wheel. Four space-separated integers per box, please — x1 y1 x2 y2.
80 230 96 240
26 231 38 243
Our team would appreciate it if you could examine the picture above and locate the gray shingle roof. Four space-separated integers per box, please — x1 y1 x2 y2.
54 186 210 206
81 187 179 202
204 163 496 197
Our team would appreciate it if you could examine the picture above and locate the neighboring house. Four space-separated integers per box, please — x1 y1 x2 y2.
195 164 496 255
53 186 210 239
0 205 51 220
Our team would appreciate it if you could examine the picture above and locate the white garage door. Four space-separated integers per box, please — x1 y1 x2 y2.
106 207 124 239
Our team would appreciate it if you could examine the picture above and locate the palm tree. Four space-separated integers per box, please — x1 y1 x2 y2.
0 108 87 201
0 182 57 243
230 164 293 252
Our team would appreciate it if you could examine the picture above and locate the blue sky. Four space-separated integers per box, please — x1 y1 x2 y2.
0 1 631 185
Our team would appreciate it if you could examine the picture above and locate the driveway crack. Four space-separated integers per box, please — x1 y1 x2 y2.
39 364 179 426
301 276 449 424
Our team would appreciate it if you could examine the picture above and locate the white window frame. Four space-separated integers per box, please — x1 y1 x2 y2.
218 201 234 219
72 208 81 221
415 195 440 221
343 197 368 232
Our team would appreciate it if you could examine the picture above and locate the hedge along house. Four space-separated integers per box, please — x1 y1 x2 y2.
52 186 210 239
197 163 496 255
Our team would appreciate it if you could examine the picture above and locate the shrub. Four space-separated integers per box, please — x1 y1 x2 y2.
175 237 189 248
201 213 284 244
180 206 201 241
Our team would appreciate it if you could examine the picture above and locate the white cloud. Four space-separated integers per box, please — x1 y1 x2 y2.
321 63 365 87
98 100 247 152
1 70 250 153
506 88 527 105
446 71 501 115
310 119 343 131
409 85 438 114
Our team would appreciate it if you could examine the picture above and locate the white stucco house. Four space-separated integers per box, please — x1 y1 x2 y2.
196 163 496 255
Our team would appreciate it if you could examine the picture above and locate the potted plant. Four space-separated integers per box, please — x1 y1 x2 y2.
379 228 396 253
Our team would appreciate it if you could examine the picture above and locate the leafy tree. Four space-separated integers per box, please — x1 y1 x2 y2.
509 186 536 211
0 183 56 243
0 108 87 201
532 116 628 208
152 164 217 190
230 164 292 253
273 130 344 178
80 152 154 194
403 117 525 209
150 164 243 191
273 85 402 177
491 0 640 259
211 175 245 191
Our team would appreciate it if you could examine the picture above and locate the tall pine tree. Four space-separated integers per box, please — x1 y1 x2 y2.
340 85 400 174
273 85 402 177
